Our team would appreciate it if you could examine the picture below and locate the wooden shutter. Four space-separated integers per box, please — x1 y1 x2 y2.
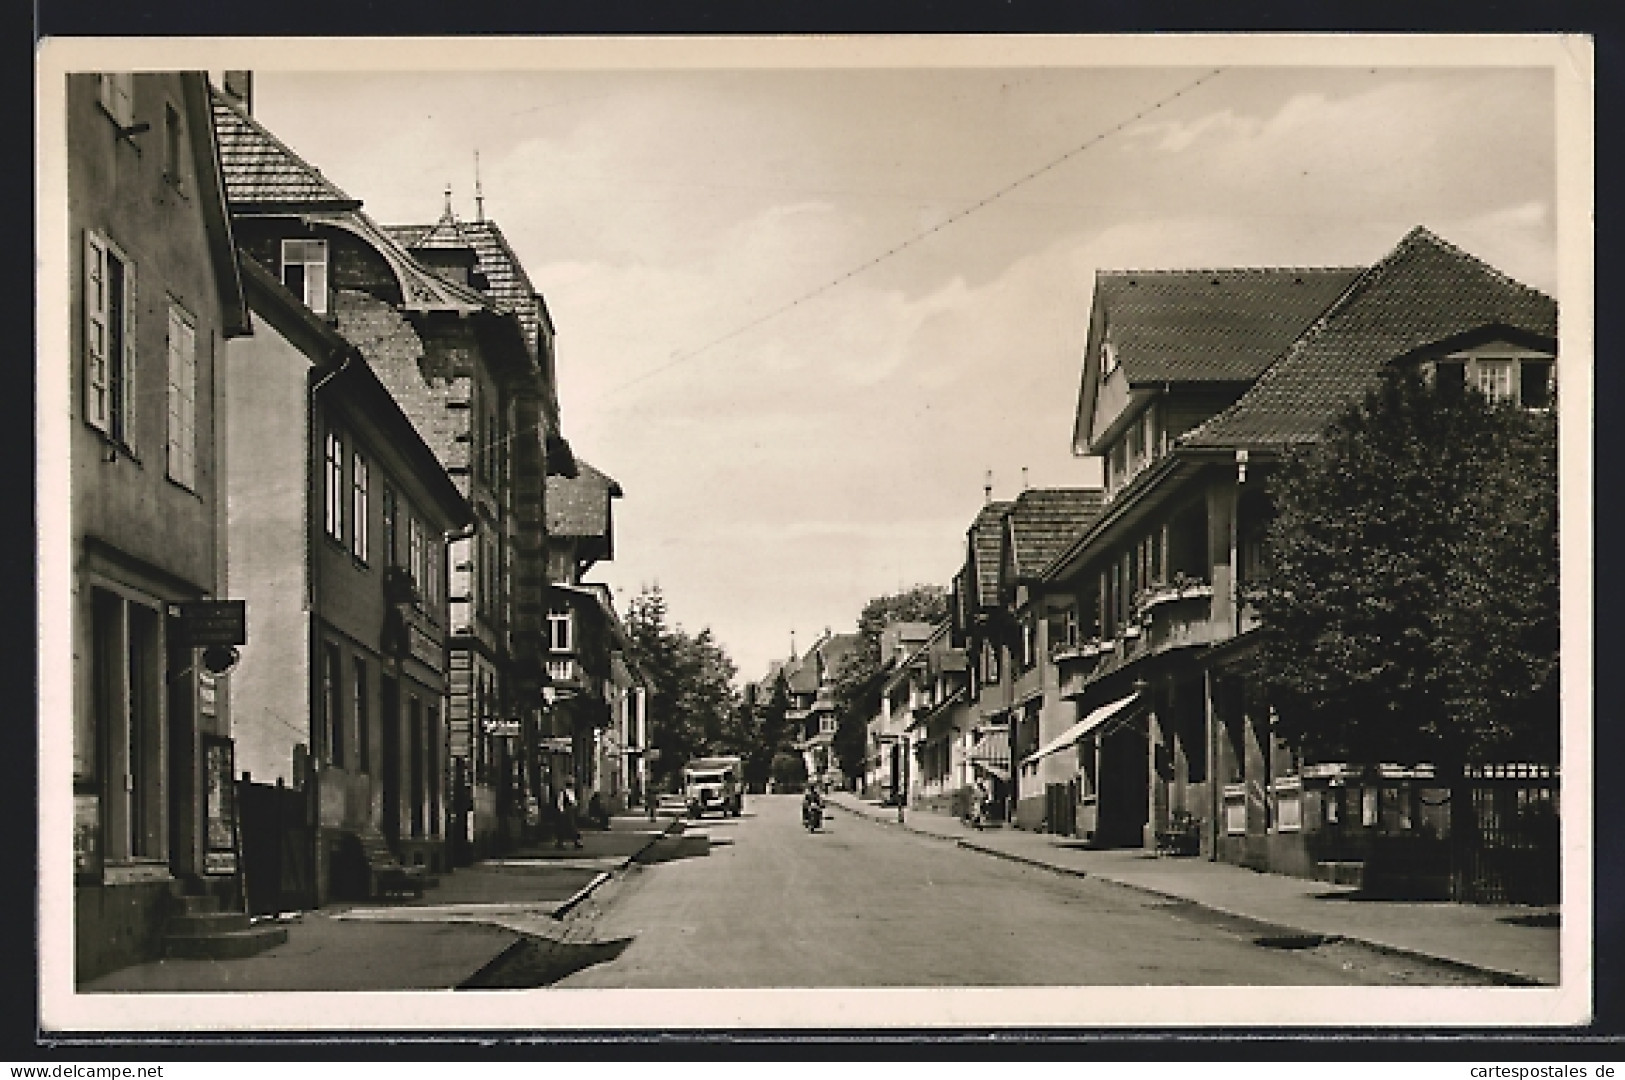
83 231 110 433
120 258 138 449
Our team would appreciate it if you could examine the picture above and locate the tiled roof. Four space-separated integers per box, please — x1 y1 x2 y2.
1097 268 1363 385
210 89 358 207
1006 488 1106 580
545 459 623 538
1183 227 1557 449
969 501 1012 609
387 219 546 357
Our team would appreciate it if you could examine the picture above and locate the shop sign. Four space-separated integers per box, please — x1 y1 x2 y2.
483 718 521 737
198 669 218 721
407 623 441 668
202 737 239 876
169 600 246 647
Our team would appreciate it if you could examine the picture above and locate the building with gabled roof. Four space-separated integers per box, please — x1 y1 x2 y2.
211 73 567 867
69 70 254 982
1037 226 1557 897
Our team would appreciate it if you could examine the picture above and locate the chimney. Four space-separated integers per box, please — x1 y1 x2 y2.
1021 467 1030 490
983 470 993 505
222 71 253 113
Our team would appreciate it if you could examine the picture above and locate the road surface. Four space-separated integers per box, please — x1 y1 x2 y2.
557 794 1453 987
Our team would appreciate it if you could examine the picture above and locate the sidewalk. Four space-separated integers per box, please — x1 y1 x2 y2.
829 793 1560 986
80 813 680 993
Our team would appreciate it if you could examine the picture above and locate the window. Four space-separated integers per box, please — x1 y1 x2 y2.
165 303 197 489
427 703 442 836
547 610 573 653
1434 359 1466 398
409 516 426 603
1020 617 1035 670
1100 338 1118 378
83 231 136 444
983 640 1000 683
1473 359 1516 405
324 429 344 541
163 103 184 191
322 643 345 768
96 73 134 127
382 483 398 566
280 238 329 315
425 536 440 609
350 450 369 562
354 659 370 775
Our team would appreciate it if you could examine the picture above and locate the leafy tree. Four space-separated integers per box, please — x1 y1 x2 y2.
743 677 794 792
769 751 808 793
624 584 744 788
1248 367 1558 770
831 584 950 783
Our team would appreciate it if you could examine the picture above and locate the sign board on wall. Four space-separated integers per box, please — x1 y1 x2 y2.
169 601 247 647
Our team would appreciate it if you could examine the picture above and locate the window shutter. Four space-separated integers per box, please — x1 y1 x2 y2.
83 231 110 433
120 259 138 450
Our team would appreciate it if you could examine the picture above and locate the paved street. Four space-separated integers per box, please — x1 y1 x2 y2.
558 795 1464 988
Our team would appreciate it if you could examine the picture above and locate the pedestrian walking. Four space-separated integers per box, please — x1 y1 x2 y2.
644 783 658 821
555 782 584 850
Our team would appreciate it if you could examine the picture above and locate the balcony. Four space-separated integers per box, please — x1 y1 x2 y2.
545 657 580 689
1057 580 1219 701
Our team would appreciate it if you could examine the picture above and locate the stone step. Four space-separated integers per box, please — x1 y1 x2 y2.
164 924 288 961
170 894 222 917
1317 860 1365 888
166 911 251 935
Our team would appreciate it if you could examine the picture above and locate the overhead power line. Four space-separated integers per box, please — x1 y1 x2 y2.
596 68 1225 401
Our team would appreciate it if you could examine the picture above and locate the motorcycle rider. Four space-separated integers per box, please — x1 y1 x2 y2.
802 782 824 828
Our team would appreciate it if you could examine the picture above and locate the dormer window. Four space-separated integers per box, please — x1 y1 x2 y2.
1427 352 1554 411
281 238 329 314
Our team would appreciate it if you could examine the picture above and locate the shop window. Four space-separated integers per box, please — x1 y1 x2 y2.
409 696 425 837
91 590 166 864
427 703 441 836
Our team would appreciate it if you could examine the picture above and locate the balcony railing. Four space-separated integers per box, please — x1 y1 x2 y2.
1057 580 1219 700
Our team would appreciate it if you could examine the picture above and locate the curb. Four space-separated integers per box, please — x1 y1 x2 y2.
831 799 1549 988
551 816 684 920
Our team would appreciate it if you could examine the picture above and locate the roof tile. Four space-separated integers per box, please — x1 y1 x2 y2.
1182 227 1557 448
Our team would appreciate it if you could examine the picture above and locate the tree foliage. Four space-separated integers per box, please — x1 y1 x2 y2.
831 584 950 782
1248 368 1558 768
623 584 743 788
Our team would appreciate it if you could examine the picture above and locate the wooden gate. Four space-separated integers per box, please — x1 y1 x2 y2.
237 780 316 916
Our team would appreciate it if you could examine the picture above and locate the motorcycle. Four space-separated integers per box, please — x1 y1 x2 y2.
803 801 823 832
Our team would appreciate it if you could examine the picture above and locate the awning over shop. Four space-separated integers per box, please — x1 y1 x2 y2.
1019 692 1142 768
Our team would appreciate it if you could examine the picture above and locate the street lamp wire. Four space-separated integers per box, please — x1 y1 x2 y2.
592 67 1226 402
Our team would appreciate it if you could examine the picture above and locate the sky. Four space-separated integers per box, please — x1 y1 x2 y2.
244 59 1558 683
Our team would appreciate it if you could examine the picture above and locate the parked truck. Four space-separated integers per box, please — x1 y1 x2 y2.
683 756 744 818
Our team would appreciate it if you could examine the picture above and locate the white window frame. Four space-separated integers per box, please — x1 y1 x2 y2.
280 238 330 315
409 515 426 606
547 610 573 653
165 302 197 489
1472 358 1517 406
83 230 136 446
350 450 369 562
96 73 134 128
324 429 344 541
